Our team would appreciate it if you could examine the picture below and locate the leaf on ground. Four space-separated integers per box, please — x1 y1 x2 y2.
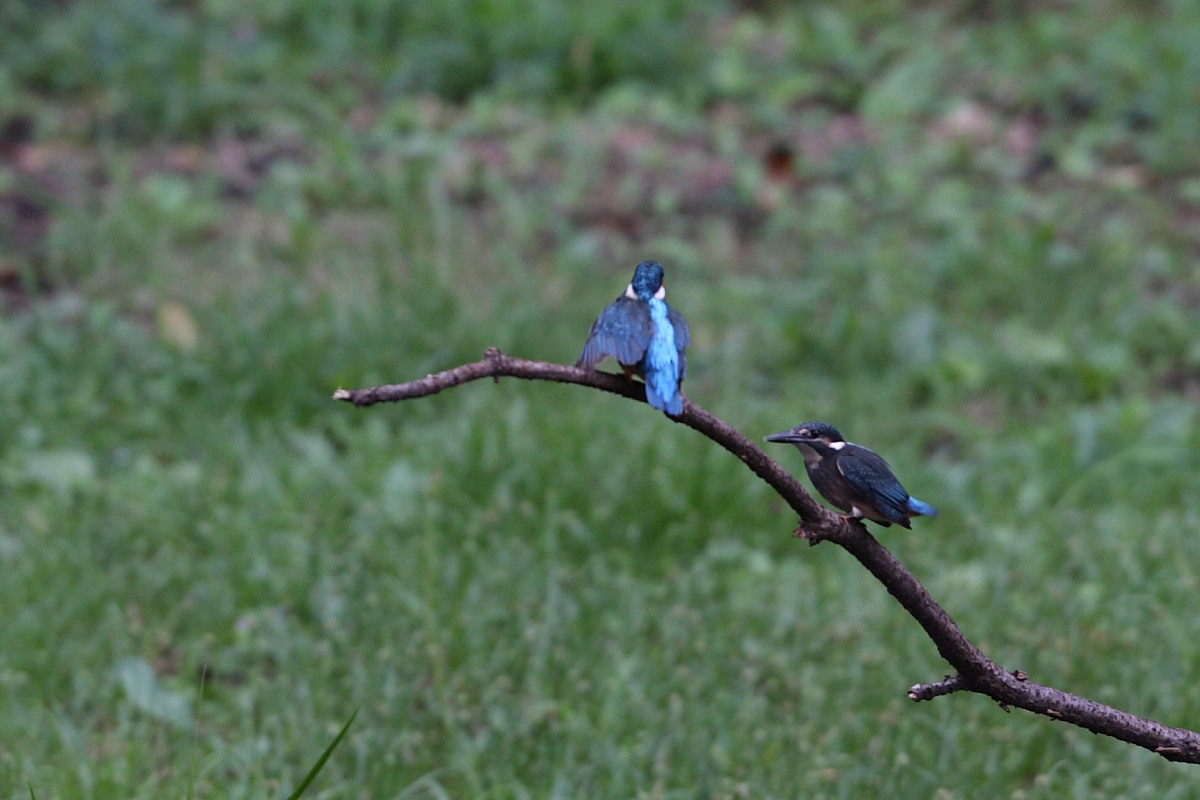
115 657 194 730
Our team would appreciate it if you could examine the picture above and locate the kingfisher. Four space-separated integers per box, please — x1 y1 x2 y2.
577 260 691 416
765 421 938 529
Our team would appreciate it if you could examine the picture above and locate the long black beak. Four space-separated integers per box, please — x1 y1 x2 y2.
764 430 811 444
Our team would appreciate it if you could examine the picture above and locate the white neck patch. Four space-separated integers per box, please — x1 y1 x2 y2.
627 284 667 300
827 440 846 450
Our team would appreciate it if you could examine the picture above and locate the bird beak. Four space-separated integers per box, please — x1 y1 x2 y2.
765 430 807 444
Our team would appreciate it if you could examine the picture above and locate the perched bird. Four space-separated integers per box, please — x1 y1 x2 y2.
765 421 938 529
577 260 691 416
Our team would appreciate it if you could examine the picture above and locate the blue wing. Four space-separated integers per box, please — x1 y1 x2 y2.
578 297 653 369
835 448 910 525
667 304 690 380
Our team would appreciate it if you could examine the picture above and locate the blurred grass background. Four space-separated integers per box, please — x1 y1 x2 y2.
3 0 1200 797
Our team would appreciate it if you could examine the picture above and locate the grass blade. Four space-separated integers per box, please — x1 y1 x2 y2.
281 707 359 800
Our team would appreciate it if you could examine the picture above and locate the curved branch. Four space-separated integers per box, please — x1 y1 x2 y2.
334 347 1200 763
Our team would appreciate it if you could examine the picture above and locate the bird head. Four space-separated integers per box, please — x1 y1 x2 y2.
764 421 846 461
625 260 667 301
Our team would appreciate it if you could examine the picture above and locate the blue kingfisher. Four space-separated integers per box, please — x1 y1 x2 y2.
577 260 691 416
765 421 938 528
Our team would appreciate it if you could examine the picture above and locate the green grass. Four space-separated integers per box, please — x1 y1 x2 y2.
4 1 1200 797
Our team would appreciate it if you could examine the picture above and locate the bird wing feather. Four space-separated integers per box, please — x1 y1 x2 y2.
835 448 910 524
578 297 653 368
667 304 690 379
667 305 690 349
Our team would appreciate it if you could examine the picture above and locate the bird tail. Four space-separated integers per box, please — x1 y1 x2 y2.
645 376 684 416
906 497 938 518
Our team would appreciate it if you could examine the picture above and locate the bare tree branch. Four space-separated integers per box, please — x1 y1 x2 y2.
334 347 1200 764
908 674 970 702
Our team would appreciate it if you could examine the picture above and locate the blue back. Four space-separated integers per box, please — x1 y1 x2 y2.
643 298 682 415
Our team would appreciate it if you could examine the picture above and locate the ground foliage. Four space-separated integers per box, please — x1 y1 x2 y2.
2 1 1200 797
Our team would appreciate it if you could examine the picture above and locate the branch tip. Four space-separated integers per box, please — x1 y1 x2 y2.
907 674 968 702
